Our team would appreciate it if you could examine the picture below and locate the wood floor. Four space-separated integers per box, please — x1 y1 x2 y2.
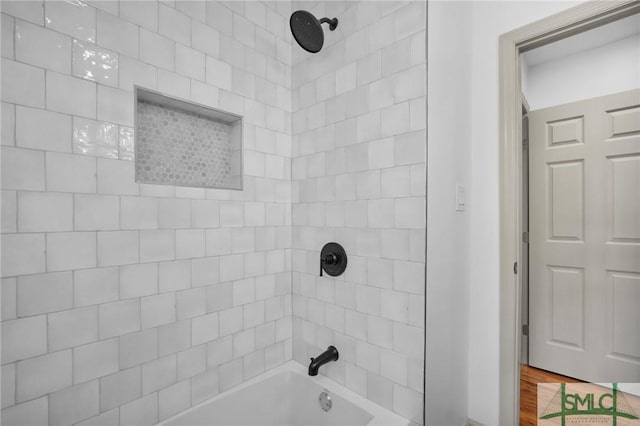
519 364 583 426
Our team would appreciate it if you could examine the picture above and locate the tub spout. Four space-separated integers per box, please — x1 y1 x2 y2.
308 346 339 376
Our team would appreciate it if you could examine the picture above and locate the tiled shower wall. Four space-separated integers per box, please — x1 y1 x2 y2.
0 1 293 424
290 1 426 424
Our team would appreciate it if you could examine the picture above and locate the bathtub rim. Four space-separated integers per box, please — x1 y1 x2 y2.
156 360 412 426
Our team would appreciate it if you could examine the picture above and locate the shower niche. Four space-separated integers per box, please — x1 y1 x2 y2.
134 87 243 190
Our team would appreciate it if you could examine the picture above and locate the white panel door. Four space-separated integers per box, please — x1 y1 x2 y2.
529 89 640 382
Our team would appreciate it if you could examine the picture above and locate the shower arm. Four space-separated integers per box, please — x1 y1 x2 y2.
318 17 339 31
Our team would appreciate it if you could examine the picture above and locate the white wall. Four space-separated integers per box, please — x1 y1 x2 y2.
467 2 586 424
426 1 471 425
523 34 640 110
427 1 586 424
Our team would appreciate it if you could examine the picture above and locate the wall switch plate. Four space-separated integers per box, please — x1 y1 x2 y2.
455 184 465 211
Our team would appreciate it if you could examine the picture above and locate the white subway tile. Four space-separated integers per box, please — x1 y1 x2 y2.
382 37 412 77
158 69 190 99
159 4 190 45
140 229 175 262
220 254 244 283
159 260 191 293
75 194 119 231
219 306 243 337
46 231 97 272
49 380 99 426
45 0 96 42
176 288 206 320
1 316 47 363
1 59 45 108
97 11 139 58
74 408 119 426
120 395 158 426
2 277 17 321
175 229 205 259
394 197 425 230
72 117 118 159
73 40 118 87
16 349 71 402
97 230 139 266
120 263 158 299
73 338 119 383
0 190 16 234
2 398 48 426
2 363 15 409
192 312 219 345
2 15 14 59
393 260 424 295
141 293 176 328
192 20 220 58
18 191 72 232
99 299 140 339
192 256 219 287
231 228 255 253
367 372 393 410
206 2 232 36
99 367 141 412
97 158 138 195
393 322 424 359
380 348 408 386
15 20 71 74
46 72 96 119
355 285 380 316
410 97 426 132
395 1 426 41
381 289 408 323
395 129 425 166
393 384 422 423
17 271 72 316
345 363 367 397
1 147 45 191
119 328 158 369
142 355 176 394
206 282 233 313
46 152 96 193
219 358 243 391
1 102 16 147
190 199 219 228
176 44 205 81
159 379 191 421
158 320 190 357
1 1 43 25
190 79 220 108
190 368 219 405
85 0 118 15
97 86 133 126
120 196 158 230
177 344 206 382
159 198 191 229
120 1 158 32
140 29 174 71
368 137 394 170
381 166 411 198
119 56 157 91
74 267 119 307
205 57 232 91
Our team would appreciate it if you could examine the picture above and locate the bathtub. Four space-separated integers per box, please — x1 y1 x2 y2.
159 361 412 426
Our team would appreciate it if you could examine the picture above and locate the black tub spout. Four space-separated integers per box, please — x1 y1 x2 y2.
308 346 339 376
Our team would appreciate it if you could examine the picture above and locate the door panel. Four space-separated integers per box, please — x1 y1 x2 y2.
529 89 640 382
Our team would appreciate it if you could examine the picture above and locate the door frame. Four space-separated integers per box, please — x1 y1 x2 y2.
498 1 640 424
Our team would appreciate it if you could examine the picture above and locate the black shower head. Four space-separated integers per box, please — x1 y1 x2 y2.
290 10 338 54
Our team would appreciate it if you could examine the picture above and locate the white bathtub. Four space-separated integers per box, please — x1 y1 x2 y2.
159 361 412 426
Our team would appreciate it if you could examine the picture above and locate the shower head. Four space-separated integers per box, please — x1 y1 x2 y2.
290 10 338 53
